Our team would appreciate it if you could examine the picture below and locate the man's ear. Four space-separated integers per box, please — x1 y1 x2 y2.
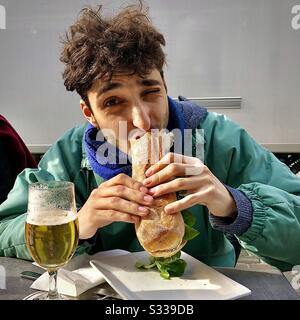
80 100 98 128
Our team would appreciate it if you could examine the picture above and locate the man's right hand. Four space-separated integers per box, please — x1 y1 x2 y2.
77 173 153 239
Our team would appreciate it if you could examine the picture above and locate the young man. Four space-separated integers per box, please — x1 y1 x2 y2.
0 4 299 271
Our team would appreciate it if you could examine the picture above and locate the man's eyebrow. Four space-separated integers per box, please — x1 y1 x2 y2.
96 78 162 97
139 79 162 87
97 82 123 97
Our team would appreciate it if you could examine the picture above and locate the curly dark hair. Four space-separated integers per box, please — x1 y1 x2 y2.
60 2 166 107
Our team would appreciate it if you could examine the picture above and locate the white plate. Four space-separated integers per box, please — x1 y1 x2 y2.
90 251 251 300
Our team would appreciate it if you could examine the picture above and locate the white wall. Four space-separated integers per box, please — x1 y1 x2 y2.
0 0 299 146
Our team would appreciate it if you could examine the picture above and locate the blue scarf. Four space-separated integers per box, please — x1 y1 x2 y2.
83 96 206 180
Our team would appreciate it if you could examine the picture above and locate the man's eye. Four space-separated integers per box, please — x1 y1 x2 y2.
104 98 122 107
144 89 160 95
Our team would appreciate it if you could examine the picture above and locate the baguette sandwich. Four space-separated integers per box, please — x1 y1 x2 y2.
130 130 187 258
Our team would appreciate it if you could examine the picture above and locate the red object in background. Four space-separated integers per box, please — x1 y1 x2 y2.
0 115 37 203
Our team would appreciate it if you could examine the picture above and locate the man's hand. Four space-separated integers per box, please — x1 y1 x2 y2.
78 173 153 239
143 153 237 218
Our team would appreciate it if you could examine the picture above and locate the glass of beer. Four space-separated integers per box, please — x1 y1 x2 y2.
25 181 79 300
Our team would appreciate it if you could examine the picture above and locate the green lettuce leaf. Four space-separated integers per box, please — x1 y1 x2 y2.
135 251 187 280
182 210 200 241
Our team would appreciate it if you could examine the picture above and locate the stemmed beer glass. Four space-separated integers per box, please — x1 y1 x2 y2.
25 181 79 300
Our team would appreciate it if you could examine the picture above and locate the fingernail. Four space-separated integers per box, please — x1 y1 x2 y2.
146 169 153 177
140 186 148 193
138 206 149 213
148 188 155 196
165 205 173 214
143 195 153 203
148 187 156 195
143 178 152 186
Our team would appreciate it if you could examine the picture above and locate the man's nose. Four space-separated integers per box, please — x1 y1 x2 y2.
132 103 151 131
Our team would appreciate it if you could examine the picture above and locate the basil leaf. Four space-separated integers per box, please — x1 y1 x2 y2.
135 252 187 279
183 224 200 241
181 210 200 241
182 210 196 227
158 267 171 280
154 262 170 279
163 259 187 277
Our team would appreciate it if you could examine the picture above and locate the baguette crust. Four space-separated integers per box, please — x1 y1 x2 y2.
130 131 186 257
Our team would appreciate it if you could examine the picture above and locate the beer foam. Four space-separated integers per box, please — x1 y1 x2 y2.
26 210 77 226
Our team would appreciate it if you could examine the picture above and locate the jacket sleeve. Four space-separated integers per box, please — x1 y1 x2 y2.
0 125 88 259
203 113 300 271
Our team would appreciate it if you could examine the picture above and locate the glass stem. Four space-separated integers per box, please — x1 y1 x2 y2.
48 270 59 299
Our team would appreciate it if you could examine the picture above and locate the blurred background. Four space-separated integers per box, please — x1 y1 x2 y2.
0 0 299 173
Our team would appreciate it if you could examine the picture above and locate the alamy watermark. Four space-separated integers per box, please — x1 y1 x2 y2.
0 4 6 30
0 265 6 290
94 122 205 174
292 5 300 30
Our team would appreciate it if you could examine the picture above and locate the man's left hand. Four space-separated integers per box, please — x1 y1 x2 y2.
143 153 237 218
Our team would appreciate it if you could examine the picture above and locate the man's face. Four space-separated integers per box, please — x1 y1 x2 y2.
81 69 169 156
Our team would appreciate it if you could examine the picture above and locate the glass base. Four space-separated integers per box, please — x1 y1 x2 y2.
23 291 67 300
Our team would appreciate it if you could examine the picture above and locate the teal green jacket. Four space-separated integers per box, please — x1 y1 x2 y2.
1 112 300 271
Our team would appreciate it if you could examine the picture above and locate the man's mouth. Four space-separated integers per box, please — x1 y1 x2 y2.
128 129 147 141
128 127 163 141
